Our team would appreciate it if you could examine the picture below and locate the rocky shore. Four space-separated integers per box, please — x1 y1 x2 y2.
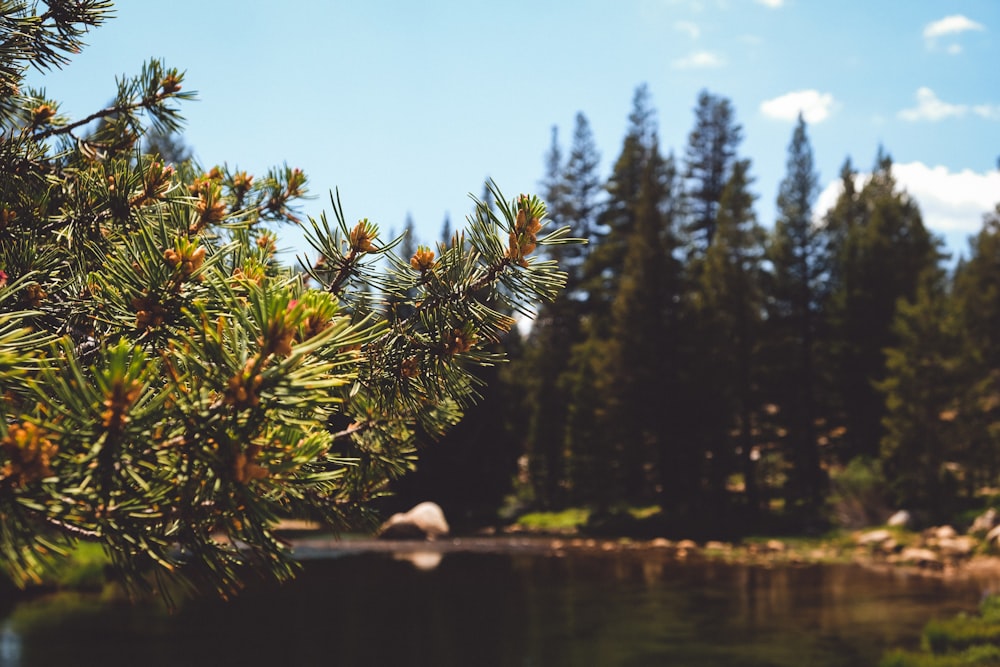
288 521 1000 584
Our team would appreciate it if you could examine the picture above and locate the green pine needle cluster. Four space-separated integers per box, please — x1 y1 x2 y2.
0 1 578 598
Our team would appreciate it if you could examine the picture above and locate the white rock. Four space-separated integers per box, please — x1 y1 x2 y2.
933 525 958 540
970 509 999 536
378 502 450 540
899 547 940 565
887 510 913 528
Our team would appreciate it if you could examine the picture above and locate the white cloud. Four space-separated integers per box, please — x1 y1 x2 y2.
923 15 985 52
672 50 725 69
674 20 701 39
973 104 1000 121
923 14 985 39
755 0 783 7
816 162 1000 235
759 90 836 124
898 88 1000 122
898 87 967 121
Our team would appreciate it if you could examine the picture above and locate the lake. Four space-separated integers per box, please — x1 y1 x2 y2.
2 541 998 667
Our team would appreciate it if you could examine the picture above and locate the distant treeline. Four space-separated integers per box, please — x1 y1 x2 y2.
387 84 1000 536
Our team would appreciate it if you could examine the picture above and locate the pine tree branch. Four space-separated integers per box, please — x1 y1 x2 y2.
29 89 175 142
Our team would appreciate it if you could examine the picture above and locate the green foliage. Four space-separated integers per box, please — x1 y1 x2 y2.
512 81 999 538
879 275 962 517
695 158 766 513
765 114 826 511
684 89 744 251
925 616 1000 655
881 644 1000 667
0 2 577 597
881 596 1000 666
520 111 601 509
826 152 942 461
515 507 590 532
828 457 889 528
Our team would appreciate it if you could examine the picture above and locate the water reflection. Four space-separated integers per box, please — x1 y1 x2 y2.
392 550 444 571
2 551 995 667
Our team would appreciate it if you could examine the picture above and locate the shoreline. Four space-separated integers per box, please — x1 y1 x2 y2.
287 531 1000 585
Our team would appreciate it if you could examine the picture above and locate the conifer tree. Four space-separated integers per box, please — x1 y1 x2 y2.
697 159 765 516
0 2 577 595
949 205 1000 494
765 115 827 510
684 90 743 253
878 272 960 517
583 84 656 332
825 150 942 461
521 111 604 507
561 112 602 278
605 140 686 506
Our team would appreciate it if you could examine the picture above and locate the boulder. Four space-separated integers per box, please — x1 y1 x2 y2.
765 539 787 552
986 525 1000 550
887 510 914 529
378 502 450 541
898 547 941 567
924 526 958 544
970 509 999 536
938 535 977 557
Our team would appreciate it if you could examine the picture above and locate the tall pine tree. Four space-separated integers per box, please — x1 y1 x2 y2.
583 84 657 331
878 271 960 519
684 90 743 253
605 140 686 506
697 159 766 519
765 114 827 510
521 115 602 508
949 205 1000 496
825 150 942 461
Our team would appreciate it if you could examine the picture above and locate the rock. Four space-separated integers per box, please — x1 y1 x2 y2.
930 525 958 541
378 502 450 540
970 509 999 536
858 529 893 546
986 525 1000 549
887 510 914 529
938 535 977 557
765 539 787 552
899 547 941 567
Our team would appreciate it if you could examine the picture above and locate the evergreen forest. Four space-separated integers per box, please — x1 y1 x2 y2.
389 84 1000 538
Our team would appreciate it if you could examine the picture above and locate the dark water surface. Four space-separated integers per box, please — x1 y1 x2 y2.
2 547 998 667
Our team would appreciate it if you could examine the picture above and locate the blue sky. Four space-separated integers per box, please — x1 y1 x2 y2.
27 0 1000 263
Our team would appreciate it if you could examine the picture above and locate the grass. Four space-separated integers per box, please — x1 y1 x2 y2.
881 645 1000 667
514 507 591 532
880 596 1000 666
512 505 665 533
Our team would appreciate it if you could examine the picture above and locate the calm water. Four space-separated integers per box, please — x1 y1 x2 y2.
1 547 997 667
